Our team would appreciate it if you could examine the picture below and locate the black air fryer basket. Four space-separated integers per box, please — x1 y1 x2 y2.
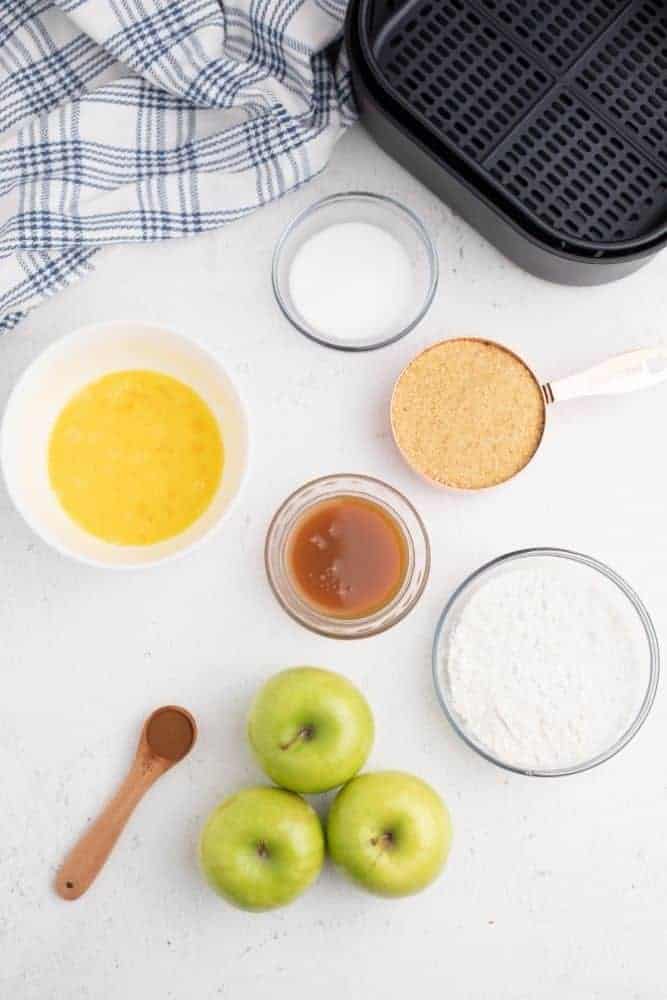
346 0 667 284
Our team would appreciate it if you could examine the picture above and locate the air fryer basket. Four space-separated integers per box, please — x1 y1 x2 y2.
349 0 667 282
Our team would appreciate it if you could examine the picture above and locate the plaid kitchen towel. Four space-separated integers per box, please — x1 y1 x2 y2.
0 0 356 332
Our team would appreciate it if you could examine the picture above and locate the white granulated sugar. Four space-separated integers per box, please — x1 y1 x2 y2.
288 222 413 344
440 558 645 771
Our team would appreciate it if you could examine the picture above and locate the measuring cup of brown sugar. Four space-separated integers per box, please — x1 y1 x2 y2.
265 474 430 639
390 338 667 491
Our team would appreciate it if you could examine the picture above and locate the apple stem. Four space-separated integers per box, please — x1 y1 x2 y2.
279 726 314 751
256 841 269 859
370 831 394 851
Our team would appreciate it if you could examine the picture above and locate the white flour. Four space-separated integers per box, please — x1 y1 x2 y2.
440 558 645 771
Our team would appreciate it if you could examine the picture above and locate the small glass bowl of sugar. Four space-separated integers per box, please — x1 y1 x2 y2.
272 192 438 351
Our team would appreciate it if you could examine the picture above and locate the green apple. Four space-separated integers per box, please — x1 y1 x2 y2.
199 786 325 911
248 667 374 794
327 771 452 897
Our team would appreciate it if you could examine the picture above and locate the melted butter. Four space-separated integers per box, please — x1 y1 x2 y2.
48 370 223 545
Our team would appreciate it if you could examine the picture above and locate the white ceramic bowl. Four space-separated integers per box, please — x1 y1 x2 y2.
1 321 248 568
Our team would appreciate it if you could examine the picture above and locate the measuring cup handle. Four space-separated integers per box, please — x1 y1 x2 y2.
542 346 667 404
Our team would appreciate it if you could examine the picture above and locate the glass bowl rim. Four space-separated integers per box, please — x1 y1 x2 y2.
265 472 431 639
432 546 660 777
271 191 439 353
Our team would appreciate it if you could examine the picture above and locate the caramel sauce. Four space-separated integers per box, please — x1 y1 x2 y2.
287 496 408 619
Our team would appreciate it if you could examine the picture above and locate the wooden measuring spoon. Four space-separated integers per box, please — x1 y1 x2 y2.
55 705 197 901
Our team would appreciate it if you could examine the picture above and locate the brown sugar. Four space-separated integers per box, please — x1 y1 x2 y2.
391 338 545 489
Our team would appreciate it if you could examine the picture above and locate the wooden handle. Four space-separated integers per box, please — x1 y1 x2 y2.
55 753 167 900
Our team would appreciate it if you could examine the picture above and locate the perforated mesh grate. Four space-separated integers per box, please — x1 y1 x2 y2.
486 92 667 241
371 0 667 245
381 0 552 161
572 1 667 168
474 0 628 71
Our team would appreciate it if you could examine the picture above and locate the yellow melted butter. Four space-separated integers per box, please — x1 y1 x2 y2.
48 370 224 545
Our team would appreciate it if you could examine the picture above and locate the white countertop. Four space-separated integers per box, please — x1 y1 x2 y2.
2 124 666 1000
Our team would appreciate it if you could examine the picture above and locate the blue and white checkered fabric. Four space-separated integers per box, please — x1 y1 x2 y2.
0 0 356 332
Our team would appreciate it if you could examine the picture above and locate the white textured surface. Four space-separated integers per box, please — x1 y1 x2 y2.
1 125 666 999
442 558 646 771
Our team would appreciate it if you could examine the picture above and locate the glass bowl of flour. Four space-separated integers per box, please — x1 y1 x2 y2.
433 549 659 776
272 192 438 351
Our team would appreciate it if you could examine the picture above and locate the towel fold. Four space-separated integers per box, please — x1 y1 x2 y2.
0 0 356 332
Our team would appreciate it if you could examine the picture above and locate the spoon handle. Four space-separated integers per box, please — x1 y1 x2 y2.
542 346 667 404
55 753 167 900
